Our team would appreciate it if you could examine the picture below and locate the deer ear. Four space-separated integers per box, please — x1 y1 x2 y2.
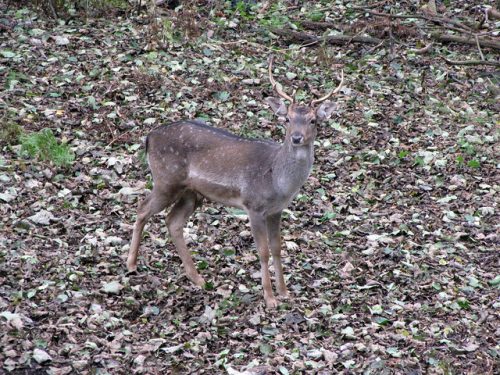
265 97 288 116
316 101 337 121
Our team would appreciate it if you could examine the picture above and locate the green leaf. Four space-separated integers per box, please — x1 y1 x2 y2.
223 248 235 257
488 275 500 287
369 305 383 315
262 326 279 336
386 347 401 357
374 317 391 326
468 277 480 288
101 281 123 294
197 260 209 270
467 159 480 168
29 28 45 36
27 289 37 298
308 11 324 22
320 211 335 223
0 50 16 58
57 293 69 303
398 150 409 158
203 281 214 290
341 326 355 338
414 156 425 166
259 343 273 355
214 91 230 101
456 298 470 309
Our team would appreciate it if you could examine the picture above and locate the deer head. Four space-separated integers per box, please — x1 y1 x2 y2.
265 57 344 147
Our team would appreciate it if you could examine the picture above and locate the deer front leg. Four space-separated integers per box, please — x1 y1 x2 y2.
248 211 277 309
267 212 289 298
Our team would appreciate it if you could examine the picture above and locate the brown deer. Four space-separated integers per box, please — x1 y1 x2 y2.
127 58 344 308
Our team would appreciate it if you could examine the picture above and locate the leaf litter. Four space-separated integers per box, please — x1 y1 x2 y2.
0 0 499 373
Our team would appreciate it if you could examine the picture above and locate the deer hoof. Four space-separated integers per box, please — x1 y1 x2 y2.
278 289 290 299
189 274 206 287
126 261 137 273
265 296 278 309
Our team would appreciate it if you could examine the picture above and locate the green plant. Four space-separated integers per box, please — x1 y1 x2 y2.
308 10 324 22
319 211 336 223
260 13 290 28
458 139 476 155
258 2 290 29
0 121 23 146
5 70 28 91
467 159 480 168
26 0 130 19
20 128 74 167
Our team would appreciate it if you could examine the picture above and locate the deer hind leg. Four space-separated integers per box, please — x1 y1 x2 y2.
248 211 277 309
165 190 205 287
267 213 289 298
127 187 177 272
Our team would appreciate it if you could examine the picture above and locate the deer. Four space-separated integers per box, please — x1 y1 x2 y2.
126 57 344 308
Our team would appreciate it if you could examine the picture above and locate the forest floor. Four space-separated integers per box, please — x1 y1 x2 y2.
0 1 499 374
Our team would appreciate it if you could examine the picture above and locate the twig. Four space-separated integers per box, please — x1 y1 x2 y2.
210 39 287 54
298 39 321 48
258 1 271 15
104 120 116 143
351 1 389 10
388 28 395 55
365 40 385 54
475 34 485 61
411 42 434 55
486 77 500 96
441 57 500 67
107 128 136 147
270 28 382 46
343 27 370 53
47 0 59 19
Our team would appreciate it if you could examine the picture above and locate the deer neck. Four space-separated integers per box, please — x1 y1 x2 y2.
272 141 314 198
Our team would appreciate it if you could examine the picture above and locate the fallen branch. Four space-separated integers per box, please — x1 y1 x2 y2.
361 9 473 33
363 10 429 20
296 20 337 31
270 28 382 46
432 32 500 51
270 27 500 59
441 57 500 67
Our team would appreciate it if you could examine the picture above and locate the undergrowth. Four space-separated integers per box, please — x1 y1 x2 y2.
20 128 74 167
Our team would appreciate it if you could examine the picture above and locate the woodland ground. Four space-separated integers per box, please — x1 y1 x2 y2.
0 1 499 374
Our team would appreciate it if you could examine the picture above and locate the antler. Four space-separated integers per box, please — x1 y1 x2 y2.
310 69 344 107
268 56 295 103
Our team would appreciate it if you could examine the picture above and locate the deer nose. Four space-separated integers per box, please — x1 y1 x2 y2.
291 133 304 145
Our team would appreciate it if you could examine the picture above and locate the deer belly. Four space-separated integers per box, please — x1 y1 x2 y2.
187 170 244 208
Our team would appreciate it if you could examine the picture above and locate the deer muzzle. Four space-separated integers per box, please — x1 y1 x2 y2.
291 133 304 145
